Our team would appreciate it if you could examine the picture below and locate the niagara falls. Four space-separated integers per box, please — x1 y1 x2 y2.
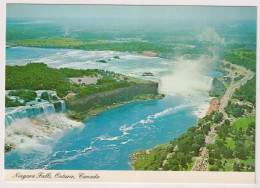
4 5 256 175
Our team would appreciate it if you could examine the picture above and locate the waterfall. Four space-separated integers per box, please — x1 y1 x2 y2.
5 91 81 153
53 100 66 112
60 100 66 111
5 90 68 127
5 103 56 127
158 57 214 96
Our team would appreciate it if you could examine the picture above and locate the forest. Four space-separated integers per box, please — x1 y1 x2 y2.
233 77 256 106
6 63 133 101
224 48 256 106
5 19 256 172
6 20 215 59
130 110 255 171
130 111 223 171
208 115 255 171
209 78 226 98
224 48 256 72
5 90 37 107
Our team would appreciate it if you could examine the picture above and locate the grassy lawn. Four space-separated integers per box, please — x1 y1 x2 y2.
215 135 235 149
232 114 255 130
234 68 247 75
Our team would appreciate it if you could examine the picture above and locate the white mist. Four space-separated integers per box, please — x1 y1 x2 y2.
158 56 213 96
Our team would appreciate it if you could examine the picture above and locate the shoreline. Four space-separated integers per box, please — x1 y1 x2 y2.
66 94 164 122
6 45 147 55
6 45 164 60
206 98 220 116
6 45 254 171
129 98 216 170
129 60 255 171
193 100 211 119
4 94 164 153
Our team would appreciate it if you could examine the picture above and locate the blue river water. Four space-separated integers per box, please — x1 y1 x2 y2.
6 96 200 170
5 47 221 170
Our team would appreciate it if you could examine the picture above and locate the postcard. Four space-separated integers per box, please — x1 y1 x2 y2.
1 0 259 186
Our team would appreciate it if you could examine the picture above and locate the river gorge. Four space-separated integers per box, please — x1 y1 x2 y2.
5 47 221 170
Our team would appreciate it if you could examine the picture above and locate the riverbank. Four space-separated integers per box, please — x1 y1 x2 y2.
4 92 164 153
128 95 218 170
66 93 164 121
65 80 161 121
128 95 221 170
6 42 161 59
206 98 219 115
129 60 255 171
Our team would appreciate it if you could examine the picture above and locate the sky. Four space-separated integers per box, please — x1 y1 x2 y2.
7 4 256 20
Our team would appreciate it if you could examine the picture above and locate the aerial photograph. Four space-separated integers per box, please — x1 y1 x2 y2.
5 5 256 172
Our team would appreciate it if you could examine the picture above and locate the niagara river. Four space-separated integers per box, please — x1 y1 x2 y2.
5 47 222 170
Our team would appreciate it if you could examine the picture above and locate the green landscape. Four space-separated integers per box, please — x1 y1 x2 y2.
129 48 256 171
6 62 134 98
6 62 163 121
5 6 256 172
6 38 256 172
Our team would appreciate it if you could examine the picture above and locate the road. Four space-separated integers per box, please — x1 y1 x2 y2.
218 63 254 119
191 62 254 171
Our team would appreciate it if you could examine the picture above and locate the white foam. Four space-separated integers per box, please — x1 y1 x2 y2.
151 107 175 119
44 145 98 169
119 124 133 132
118 104 189 135
107 144 116 147
121 139 133 145
5 113 84 151
82 146 93 153
13 48 176 83
193 101 211 118
97 135 121 141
